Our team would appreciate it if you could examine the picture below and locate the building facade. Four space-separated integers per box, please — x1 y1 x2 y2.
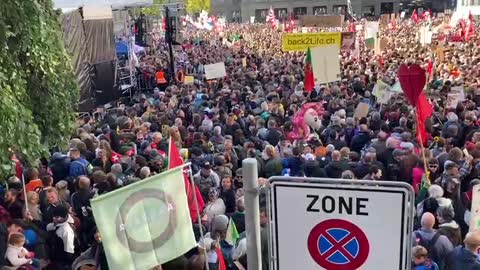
208 0 454 23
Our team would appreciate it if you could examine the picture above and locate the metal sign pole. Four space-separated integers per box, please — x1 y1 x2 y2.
243 158 262 270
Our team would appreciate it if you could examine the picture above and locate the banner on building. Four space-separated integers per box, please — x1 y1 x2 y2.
299 15 344 28
281 32 342 51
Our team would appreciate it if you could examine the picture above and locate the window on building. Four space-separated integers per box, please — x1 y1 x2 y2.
293 7 307 19
255 9 268 23
333 5 347 15
274 8 288 21
313 6 327 15
380 2 394 14
362 5 375 16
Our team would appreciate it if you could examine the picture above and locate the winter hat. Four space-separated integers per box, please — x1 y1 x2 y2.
52 205 69 219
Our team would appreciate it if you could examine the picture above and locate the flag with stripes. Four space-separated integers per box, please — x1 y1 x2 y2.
266 6 276 28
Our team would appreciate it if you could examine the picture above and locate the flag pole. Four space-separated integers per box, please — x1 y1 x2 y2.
187 164 210 270
21 173 29 214
415 108 430 183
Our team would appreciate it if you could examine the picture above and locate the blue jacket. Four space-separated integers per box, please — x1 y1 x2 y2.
69 158 90 178
445 246 480 270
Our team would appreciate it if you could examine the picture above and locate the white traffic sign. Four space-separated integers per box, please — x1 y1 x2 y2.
268 178 414 270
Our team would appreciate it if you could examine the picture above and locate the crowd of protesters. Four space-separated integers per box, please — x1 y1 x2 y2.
1 10 480 270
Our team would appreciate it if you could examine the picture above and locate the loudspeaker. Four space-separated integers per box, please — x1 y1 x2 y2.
92 60 119 106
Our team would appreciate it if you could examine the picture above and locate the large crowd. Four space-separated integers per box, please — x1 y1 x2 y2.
1 10 480 270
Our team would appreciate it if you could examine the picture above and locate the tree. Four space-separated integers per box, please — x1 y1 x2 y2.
186 0 211 15
0 0 79 178
141 0 166 17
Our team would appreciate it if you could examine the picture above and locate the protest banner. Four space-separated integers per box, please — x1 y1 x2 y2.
204 62 227 80
451 85 465 101
365 21 379 39
373 80 394 104
341 32 356 51
281 32 342 51
184 75 194 85
354 102 370 119
447 93 461 109
419 26 433 45
311 44 341 84
299 15 343 27
91 167 196 270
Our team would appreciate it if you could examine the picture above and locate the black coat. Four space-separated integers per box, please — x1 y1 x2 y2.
325 160 350 178
350 131 371 153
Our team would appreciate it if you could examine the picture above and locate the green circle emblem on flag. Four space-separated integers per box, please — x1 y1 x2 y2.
115 189 177 253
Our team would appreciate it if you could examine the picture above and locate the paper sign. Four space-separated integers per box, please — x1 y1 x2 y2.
365 21 379 39
299 15 343 27
451 86 465 101
242 58 247 67
470 184 480 231
447 93 460 109
204 62 227 80
354 102 370 119
420 27 433 45
341 32 356 51
184 75 194 84
281 32 342 51
311 45 341 84
250 16 255 24
400 11 405 18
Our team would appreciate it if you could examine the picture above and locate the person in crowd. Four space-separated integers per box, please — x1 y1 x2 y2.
195 161 220 203
5 233 40 269
412 245 439 270
69 148 91 178
220 176 236 216
413 213 454 269
204 188 226 227
325 150 349 178
43 188 71 225
26 191 42 222
445 230 480 270
24 167 44 194
3 189 24 220
437 206 463 247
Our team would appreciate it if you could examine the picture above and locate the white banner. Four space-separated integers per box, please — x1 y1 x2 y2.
204 62 227 80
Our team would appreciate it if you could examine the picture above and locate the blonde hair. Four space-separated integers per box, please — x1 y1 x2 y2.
26 191 39 204
8 233 25 246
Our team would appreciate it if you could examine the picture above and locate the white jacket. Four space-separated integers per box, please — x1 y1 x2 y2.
5 245 30 267
47 215 75 254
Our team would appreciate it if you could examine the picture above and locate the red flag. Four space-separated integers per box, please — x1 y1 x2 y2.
459 19 467 40
415 92 433 146
466 10 475 40
110 151 122 163
215 245 227 270
304 47 315 92
289 12 295 32
397 64 426 106
412 9 419 24
348 21 356 32
168 137 205 222
426 59 433 79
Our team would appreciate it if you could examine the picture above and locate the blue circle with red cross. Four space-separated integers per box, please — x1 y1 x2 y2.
307 219 369 269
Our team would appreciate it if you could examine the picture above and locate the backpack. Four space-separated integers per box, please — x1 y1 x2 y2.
415 231 441 265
